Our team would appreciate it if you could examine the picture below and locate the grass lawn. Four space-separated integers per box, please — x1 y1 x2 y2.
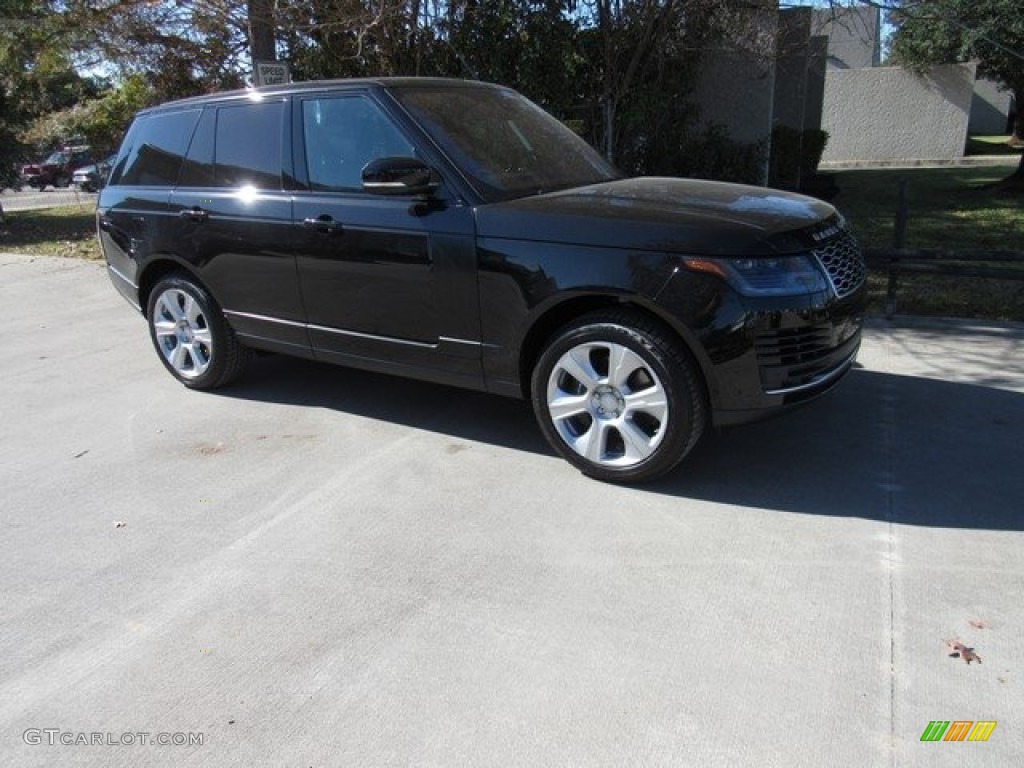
830 163 1023 250
965 134 1022 156
0 204 101 260
830 163 1023 321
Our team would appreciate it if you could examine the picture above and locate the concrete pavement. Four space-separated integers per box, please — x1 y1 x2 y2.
1 253 1021 767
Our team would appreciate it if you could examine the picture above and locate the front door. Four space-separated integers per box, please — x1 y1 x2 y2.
292 93 482 388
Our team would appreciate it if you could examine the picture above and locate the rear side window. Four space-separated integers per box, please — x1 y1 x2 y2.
214 102 283 189
112 110 201 187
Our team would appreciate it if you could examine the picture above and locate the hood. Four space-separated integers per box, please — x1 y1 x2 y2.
475 177 840 257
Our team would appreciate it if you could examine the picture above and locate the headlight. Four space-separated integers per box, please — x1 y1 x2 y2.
683 255 829 297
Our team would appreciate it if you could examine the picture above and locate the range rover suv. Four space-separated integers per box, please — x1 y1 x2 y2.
97 78 866 483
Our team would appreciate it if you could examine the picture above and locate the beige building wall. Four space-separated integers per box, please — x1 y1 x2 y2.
693 48 776 146
820 63 977 165
811 7 880 69
970 78 1014 135
690 0 779 182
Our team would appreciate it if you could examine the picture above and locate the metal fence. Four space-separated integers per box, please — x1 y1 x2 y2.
864 249 1024 317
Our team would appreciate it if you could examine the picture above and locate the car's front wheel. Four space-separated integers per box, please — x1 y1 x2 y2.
146 274 250 390
531 310 707 484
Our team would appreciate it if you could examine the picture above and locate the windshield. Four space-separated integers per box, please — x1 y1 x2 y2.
44 152 69 165
390 84 619 202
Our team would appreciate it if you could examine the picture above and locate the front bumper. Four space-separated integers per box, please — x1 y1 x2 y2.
710 291 865 426
655 266 866 427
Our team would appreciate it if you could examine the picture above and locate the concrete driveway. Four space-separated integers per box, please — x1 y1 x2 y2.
1 253 1021 767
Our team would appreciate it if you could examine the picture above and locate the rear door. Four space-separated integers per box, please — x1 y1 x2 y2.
168 97 308 356
291 90 482 388
99 108 203 307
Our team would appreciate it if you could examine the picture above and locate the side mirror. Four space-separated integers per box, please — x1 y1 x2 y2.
362 157 438 196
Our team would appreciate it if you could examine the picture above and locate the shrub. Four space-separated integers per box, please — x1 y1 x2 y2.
678 123 767 185
769 126 830 188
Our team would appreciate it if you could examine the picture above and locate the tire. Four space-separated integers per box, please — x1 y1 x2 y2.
531 310 707 484
146 274 251 390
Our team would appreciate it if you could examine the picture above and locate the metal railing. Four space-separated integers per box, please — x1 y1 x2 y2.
863 179 1024 316
863 249 1024 317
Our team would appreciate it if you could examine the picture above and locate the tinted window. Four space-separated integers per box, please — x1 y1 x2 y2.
114 110 201 187
302 97 416 192
391 85 618 202
178 108 216 187
215 102 283 189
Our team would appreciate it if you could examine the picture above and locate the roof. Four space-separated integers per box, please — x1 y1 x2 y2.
141 77 501 113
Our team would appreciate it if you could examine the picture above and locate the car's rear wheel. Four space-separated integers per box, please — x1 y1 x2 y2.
147 274 250 390
531 310 707 484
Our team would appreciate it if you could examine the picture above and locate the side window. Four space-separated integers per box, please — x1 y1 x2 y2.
113 110 201 187
214 102 283 189
178 108 216 187
302 96 416 192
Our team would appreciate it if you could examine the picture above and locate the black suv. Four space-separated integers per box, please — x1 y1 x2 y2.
97 78 865 483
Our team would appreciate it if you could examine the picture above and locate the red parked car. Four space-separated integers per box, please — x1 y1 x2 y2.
20 146 95 190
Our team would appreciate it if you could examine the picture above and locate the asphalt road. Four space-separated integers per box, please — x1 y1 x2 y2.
1 186 95 212
1 253 1022 767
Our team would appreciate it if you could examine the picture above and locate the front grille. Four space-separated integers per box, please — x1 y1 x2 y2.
813 230 865 299
755 320 860 394
755 324 834 371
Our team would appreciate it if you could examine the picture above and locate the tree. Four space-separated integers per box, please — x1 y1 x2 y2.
1 1 101 184
62 0 248 98
886 0 1024 180
22 75 155 156
3 1 773 187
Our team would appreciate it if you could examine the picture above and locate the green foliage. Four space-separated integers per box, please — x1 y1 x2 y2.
769 126 829 188
22 76 156 155
800 129 829 177
889 0 1024 143
1 1 98 182
3 1 788 185
678 123 767 185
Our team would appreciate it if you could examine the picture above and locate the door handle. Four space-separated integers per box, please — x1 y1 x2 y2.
302 215 343 234
179 207 209 223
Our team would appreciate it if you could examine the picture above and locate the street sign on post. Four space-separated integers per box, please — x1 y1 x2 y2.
254 61 291 87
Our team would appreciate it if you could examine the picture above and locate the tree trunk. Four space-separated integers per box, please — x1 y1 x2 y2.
248 0 276 65
1012 86 1023 143
1012 86 1023 180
